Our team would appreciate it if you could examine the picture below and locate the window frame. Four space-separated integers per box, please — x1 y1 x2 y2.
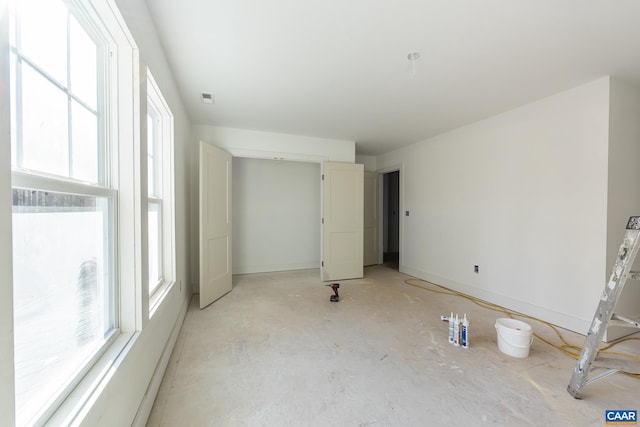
9 0 106 186
1 2 17 425
7 0 144 424
8 1 118 425
145 70 175 309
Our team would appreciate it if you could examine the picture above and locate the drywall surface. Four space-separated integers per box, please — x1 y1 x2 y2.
193 125 355 163
604 78 640 340
356 154 377 172
232 158 320 274
377 77 611 334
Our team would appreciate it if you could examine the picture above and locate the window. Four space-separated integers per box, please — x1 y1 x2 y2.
10 0 101 184
146 72 175 300
8 0 134 424
147 107 161 291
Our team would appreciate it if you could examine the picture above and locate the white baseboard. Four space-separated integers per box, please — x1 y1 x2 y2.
131 293 191 427
233 262 320 275
400 265 591 335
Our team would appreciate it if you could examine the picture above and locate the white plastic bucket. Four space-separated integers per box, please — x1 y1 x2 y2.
495 318 533 358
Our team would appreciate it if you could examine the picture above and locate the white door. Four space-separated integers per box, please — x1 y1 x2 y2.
199 141 232 309
321 162 364 281
363 171 379 266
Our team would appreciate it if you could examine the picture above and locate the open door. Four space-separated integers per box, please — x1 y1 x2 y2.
199 141 232 309
363 171 379 266
321 162 364 281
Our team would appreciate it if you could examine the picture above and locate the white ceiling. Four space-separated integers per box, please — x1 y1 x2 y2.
145 0 640 155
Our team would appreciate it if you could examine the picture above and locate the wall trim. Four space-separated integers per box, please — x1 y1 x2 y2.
400 265 591 335
131 293 191 427
233 263 320 276
227 147 330 163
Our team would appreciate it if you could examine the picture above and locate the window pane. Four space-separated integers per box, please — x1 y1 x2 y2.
71 100 99 183
21 64 69 176
148 158 155 196
12 189 115 426
147 113 155 196
18 0 67 85
10 52 17 167
148 201 162 290
69 15 97 110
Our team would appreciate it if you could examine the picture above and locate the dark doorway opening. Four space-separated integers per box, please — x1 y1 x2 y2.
383 170 399 270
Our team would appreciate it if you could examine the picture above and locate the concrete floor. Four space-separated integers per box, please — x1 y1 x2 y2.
147 265 639 427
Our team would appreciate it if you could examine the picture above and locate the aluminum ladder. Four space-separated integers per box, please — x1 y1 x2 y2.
567 216 640 398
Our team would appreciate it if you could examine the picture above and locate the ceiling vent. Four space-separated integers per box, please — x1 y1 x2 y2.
201 93 214 104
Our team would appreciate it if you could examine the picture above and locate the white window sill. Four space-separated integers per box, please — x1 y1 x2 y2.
44 332 137 426
149 280 176 318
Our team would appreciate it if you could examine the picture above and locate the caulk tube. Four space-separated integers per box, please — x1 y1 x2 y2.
461 314 469 348
453 314 460 346
448 312 454 344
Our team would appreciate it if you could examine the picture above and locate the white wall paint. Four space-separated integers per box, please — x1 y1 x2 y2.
356 154 377 172
233 158 320 274
0 2 16 423
377 78 611 334
190 125 355 286
193 125 355 162
604 79 640 340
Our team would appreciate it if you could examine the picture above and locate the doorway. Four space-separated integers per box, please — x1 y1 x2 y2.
232 157 320 275
383 170 400 270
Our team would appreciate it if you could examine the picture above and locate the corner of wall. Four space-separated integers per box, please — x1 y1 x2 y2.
193 126 355 163
377 78 612 333
604 77 640 340
356 154 377 171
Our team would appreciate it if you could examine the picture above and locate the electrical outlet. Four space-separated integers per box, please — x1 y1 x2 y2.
474 265 479 274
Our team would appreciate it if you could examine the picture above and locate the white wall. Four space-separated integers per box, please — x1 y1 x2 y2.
233 158 320 274
193 125 355 162
191 125 355 285
356 154 377 172
377 78 611 334
604 79 640 340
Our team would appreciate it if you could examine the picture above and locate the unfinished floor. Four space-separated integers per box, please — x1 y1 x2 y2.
147 265 639 426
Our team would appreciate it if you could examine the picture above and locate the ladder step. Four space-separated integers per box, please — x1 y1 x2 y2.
584 368 618 386
592 356 640 375
610 313 640 329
